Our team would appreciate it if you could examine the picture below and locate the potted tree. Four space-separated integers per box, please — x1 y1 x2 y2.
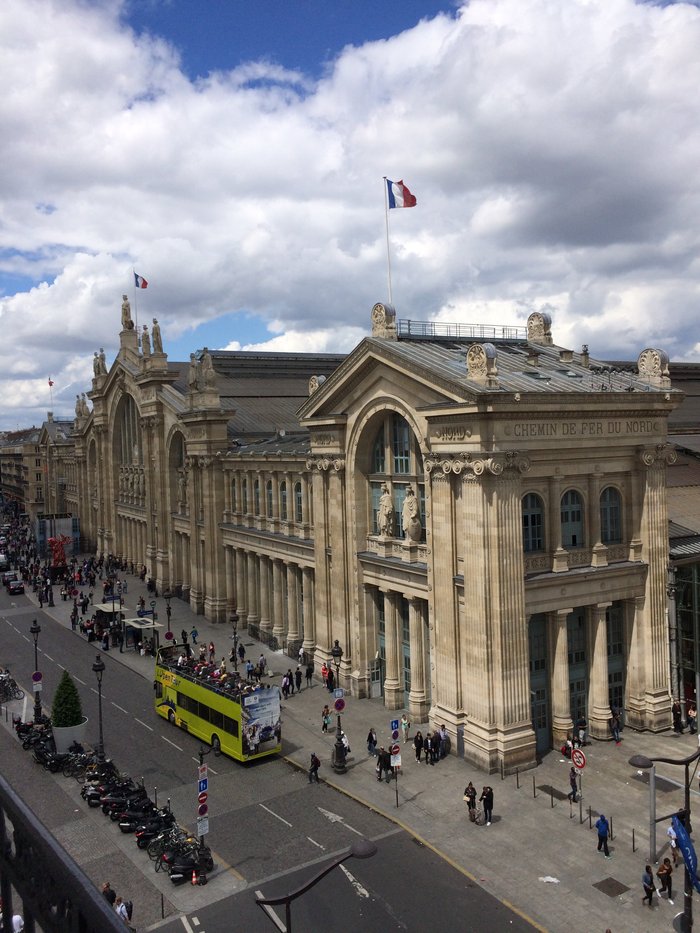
51 669 88 752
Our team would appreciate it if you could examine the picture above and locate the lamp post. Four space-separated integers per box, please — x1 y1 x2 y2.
630 749 700 932
330 640 346 774
256 838 377 932
92 654 106 763
163 590 172 641
231 608 239 672
30 619 41 721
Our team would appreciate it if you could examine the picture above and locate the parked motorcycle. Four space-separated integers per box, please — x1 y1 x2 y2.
133 809 177 846
167 846 214 885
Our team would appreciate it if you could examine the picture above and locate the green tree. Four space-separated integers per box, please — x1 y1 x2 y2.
52 669 84 727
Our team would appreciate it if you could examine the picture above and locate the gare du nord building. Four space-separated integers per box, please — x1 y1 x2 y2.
55 299 679 774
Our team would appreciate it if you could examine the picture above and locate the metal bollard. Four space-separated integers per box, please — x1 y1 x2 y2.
551 789 554 808
516 767 520 789
609 817 614 841
500 760 504 781
580 797 583 824
569 799 573 819
588 806 592 829
633 828 636 853
533 775 537 798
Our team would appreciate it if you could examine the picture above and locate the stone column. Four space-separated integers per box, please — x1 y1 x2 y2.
259 556 272 636
383 590 402 708
272 558 286 645
224 546 235 617
588 603 612 739
246 552 259 630
301 567 316 659
235 548 247 628
548 608 573 746
408 596 429 720
286 563 300 652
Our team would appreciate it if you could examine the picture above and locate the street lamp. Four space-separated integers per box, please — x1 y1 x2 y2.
92 654 106 763
330 640 346 774
230 608 239 672
163 590 172 641
630 749 700 933
256 838 377 932
30 619 41 721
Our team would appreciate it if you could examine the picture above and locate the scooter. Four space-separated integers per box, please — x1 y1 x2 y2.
117 803 158 831
133 809 177 846
167 847 214 885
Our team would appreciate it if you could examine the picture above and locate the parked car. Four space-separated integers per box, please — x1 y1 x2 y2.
7 579 24 595
2 571 16 584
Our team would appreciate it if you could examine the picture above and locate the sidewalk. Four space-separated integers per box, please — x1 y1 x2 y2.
36 568 697 933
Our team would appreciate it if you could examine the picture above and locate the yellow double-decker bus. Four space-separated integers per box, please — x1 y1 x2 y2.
154 645 281 761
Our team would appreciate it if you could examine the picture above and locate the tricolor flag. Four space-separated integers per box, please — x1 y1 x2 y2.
134 272 148 289
386 179 417 209
48 378 54 387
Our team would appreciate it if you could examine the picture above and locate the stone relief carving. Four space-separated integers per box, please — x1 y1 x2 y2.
424 452 531 476
370 302 397 340
527 311 552 344
637 348 670 386
308 375 326 395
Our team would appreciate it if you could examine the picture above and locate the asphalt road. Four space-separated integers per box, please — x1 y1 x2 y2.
0 590 538 932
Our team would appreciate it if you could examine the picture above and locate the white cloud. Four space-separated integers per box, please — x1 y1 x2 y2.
1 0 700 427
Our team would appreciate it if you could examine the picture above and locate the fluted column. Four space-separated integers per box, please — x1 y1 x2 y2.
224 546 235 617
588 603 612 739
246 552 259 627
408 596 428 719
272 558 285 643
286 563 300 644
548 608 573 746
301 567 316 658
235 548 247 628
383 590 402 708
259 555 271 634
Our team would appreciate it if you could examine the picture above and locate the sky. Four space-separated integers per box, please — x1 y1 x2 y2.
2 0 700 428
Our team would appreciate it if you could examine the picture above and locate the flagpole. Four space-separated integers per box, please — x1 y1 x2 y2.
383 177 393 306
132 267 139 338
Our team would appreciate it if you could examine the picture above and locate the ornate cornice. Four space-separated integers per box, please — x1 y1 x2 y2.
305 457 346 473
424 451 531 477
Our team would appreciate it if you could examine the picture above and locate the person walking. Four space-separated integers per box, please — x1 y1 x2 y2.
480 785 494 825
181 629 188 646
595 814 611 858
367 727 378 757
609 708 622 744
641 865 656 907
423 732 431 765
101 882 117 906
208 641 216 663
464 781 477 819
190 626 198 645
309 753 321 783
667 824 679 866
672 699 684 733
413 730 423 762
326 667 335 692
567 767 579 803
238 642 246 663
656 857 674 904
321 705 330 733
305 662 314 687
295 666 303 693
688 702 697 736
321 662 329 689
400 713 410 744
379 746 392 783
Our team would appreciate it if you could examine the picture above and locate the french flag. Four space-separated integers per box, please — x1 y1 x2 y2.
386 179 417 209
134 272 148 289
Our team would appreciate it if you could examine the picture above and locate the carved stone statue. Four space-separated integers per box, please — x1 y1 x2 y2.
402 486 422 543
152 318 163 353
80 393 89 417
377 483 394 536
201 348 216 388
177 468 188 505
93 352 100 377
188 353 201 390
141 324 151 357
98 348 107 374
121 294 134 330
75 394 82 418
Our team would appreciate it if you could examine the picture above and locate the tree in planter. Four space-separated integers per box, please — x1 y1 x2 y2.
52 669 84 727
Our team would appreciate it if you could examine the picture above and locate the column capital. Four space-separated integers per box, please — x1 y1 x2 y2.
424 450 531 477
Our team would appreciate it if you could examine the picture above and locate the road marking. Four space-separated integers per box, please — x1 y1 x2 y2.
259 803 292 827
44 653 54 662
179 918 195 933
339 863 370 898
317 806 364 836
190 756 218 774
191 918 201 928
135 718 154 731
254 892 286 933
73 676 86 685
111 702 128 713
162 736 183 751
307 836 325 850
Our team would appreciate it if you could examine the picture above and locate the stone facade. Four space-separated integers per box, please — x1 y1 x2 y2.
40 301 682 773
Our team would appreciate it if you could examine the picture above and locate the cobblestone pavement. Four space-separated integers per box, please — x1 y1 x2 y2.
29 568 700 933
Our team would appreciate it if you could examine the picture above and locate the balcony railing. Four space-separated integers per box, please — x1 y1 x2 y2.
0 773 124 933
397 320 527 341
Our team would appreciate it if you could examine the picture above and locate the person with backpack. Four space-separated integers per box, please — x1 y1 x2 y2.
595 814 612 858
114 896 135 929
309 753 321 783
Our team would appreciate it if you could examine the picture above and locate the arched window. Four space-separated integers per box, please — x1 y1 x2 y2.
242 478 248 513
294 482 303 523
522 493 544 552
280 482 288 521
254 479 260 516
231 478 237 512
368 413 425 541
561 490 584 548
266 479 274 517
600 486 622 544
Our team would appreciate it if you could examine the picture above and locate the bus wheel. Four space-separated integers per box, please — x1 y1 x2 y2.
211 735 221 753
168 710 175 725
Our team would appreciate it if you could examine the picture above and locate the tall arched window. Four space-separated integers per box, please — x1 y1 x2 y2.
294 482 303 523
522 493 545 552
242 477 248 513
280 482 288 521
254 479 261 516
600 487 622 544
231 479 237 512
368 413 425 541
561 490 584 548
266 479 274 517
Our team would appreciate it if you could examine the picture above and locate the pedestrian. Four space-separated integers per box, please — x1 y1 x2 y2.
688 702 697 735
480 785 494 825
258 653 266 676
379 746 392 783
367 727 378 757
11 915 23 932
656 857 674 904
575 715 587 746
281 672 290 699
181 629 188 646
431 730 440 764
413 730 423 762
672 699 683 733
341 731 350 755
295 665 302 692
117 629 124 653
400 713 411 744
641 864 656 907
667 824 679 866
321 661 329 689
190 626 198 645
609 708 621 744
327 667 335 692
298 645 306 665
305 662 314 687
208 641 215 663
102 881 117 906
321 704 330 733
199 644 206 663
245 659 254 680
309 752 321 783
423 732 431 765
439 724 448 758
595 813 611 858
464 781 477 819
238 642 245 662
376 746 385 781
286 668 295 695
567 766 578 803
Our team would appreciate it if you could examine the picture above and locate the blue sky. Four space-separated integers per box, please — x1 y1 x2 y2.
1 0 700 427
